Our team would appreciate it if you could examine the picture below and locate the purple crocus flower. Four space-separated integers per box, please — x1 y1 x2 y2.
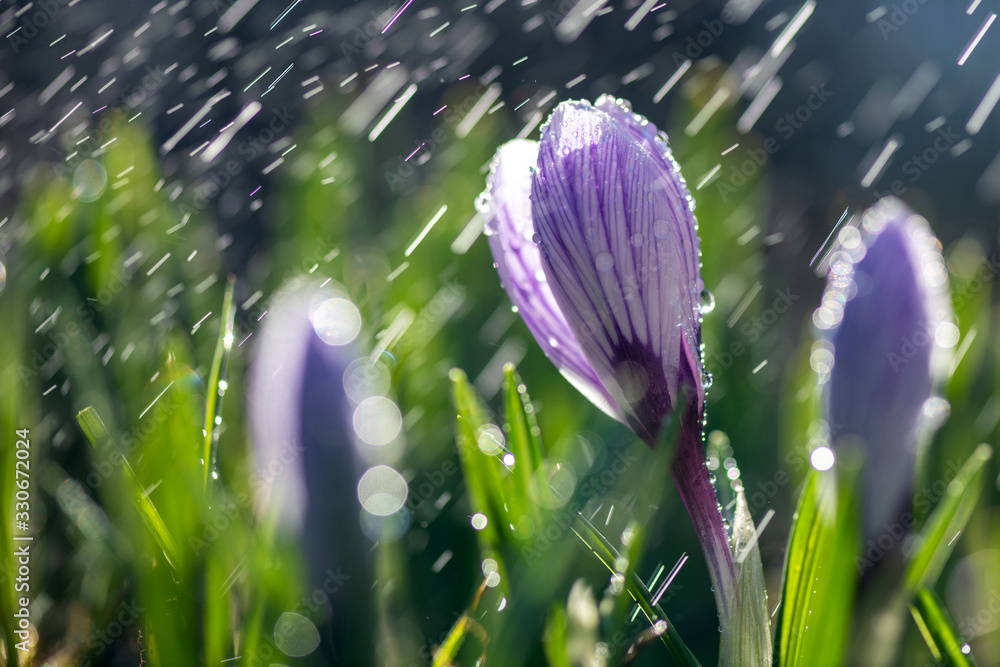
249 281 377 664
481 96 741 654
821 197 953 540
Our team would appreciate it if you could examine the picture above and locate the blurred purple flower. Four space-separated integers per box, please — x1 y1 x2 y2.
249 281 377 664
481 96 743 652
820 197 953 539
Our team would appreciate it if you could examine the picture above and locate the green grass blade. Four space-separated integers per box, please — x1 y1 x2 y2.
572 513 701 667
730 487 773 666
910 585 976 666
77 407 181 571
905 444 993 592
502 363 544 519
777 467 858 667
431 581 488 667
449 368 510 553
201 274 236 492
543 605 571 667
432 614 470 667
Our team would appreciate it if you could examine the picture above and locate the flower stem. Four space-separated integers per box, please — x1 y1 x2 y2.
670 404 736 655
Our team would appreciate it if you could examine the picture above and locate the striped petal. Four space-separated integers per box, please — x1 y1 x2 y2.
531 100 704 442
483 139 623 423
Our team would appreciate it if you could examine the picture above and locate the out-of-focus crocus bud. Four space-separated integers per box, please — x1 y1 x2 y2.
481 96 704 444
249 280 377 665
480 96 760 664
817 197 954 540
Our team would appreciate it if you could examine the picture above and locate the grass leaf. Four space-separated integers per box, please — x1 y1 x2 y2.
777 467 858 667
502 362 544 520
572 512 701 667
905 444 993 592
201 274 236 492
910 585 976 666
449 367 510 552
77 406 181 571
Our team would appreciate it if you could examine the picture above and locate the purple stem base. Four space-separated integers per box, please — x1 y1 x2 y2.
670 403 736 638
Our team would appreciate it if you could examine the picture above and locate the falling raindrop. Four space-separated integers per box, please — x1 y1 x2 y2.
700 289 716 314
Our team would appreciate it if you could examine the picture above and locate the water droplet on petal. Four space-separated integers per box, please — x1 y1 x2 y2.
531 232 542 244
475 192 493 217
700 289 716 314
630 232 645 247
653 219 671 239
701 369 714 389
596 252 614 273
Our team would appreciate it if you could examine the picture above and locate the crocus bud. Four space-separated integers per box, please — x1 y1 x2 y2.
481 96 705 444
534 97 706 443
249 280 377 664
480 97 754 664
818 197 954 539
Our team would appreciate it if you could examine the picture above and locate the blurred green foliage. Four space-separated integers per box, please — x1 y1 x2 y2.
0 64 996 667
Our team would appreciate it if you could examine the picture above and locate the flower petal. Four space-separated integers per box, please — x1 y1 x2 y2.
483 138 623 423
826 197 953 537
531 100 703 441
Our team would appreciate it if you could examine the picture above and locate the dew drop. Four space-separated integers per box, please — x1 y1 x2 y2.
700 289 716 314
701 369 714 389
653 219 670 239
596 252 614 273
531 232 542 244
475 192 493 216
630 232 645 247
